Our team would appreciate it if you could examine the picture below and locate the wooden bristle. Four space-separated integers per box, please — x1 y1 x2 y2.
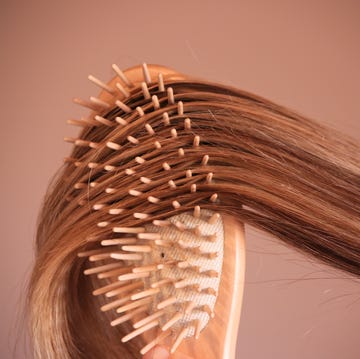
157 73 165 92
141 82 151 100
115 100 132 113
171 328 189 354
90 96 111 109
133 308 166 329
162 112 170 125
118 272 150 281
140 330 171 355
115 116 128 126
161 312 182 331
170 128 177 138
121 320 159 343
145 123 155 135
136 106 145 116
127 135 139 145
73 97 98 110
112 63 134 87
88 74 115 94
157 296 177 309
117 297 153 314
142 63 151 84
168 180 177 189
111 306 148 327
106 282 144 299
177 101 184 115
115 82 130 97
130 287 160 301
152 95 160 109
167 87 175 104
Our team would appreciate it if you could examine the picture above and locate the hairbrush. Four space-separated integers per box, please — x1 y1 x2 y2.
69 63 246 358
29 54 360 359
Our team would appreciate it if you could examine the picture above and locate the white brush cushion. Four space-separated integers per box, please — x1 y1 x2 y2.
144 209 224 338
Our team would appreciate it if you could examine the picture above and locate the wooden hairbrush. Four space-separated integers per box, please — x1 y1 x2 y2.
69 64 246 358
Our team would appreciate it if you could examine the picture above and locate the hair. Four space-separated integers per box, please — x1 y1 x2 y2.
27 76 360 358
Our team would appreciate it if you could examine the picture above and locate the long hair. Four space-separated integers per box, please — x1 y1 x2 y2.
27 76 360 358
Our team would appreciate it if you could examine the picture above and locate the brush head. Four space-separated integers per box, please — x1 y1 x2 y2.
71 63 225 355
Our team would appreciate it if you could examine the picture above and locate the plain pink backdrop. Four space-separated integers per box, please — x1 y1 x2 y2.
1 1 359 358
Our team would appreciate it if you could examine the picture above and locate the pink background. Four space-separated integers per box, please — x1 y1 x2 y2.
1 1 359 358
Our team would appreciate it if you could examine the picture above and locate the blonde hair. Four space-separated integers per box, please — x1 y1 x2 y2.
28 78 360 358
